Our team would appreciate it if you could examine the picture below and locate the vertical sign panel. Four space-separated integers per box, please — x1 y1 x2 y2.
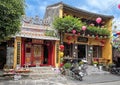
17 42 21 64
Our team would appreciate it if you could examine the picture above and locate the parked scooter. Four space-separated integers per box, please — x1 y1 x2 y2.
68 60 85 81
109 64 120 75
70 63 83 81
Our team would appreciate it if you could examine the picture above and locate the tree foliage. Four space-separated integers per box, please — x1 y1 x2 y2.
53 15 84 32
0 0 25 41
53 15 110 37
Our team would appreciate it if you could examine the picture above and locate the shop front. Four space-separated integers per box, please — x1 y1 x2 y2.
63 34 106 65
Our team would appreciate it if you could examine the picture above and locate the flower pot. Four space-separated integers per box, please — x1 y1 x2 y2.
94 64 97 67
99 65 103 71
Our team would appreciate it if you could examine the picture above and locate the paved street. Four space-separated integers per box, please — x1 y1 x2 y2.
0 73 120 85
0 66 120 85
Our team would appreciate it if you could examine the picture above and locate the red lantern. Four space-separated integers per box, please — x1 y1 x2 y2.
60 45 64 51
116 32 120 35
95 35 99 40
67 36 72 40
60 63 64 67
82 26 87 31
100 40 105 44
96 17 102 24
78 33 80 36
72 30 76 34
118 4 120 9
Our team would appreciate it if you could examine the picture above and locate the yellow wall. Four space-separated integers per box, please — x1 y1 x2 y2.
102 19 113 63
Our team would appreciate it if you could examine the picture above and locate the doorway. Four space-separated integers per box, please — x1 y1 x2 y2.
0 42 7 69
78 45 86 59
43 45 48 64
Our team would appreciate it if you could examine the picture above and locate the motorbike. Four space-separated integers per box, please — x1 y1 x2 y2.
109 64 120 75
69 61 84 81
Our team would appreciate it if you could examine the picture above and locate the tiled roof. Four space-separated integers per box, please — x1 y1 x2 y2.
47 2 114 20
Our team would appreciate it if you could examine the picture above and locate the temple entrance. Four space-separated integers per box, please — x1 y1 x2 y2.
78 45 86 60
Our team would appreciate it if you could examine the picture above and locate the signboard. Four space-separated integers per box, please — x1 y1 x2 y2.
32 39 43 44
77 37 88 43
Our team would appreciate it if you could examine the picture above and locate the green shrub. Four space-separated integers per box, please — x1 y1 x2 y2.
63 62 71 69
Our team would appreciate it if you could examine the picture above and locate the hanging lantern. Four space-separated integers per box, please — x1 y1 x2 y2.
59 52 64 57
72 29 76 34
113 33 118 37
60 45 64 51
116 32 120 35
118 4 120 9
100 40 105 44
82 26 87 31
66 36 72 40
95 35 99 40
60 45 64 49
96 17 102 24
78 33 80 36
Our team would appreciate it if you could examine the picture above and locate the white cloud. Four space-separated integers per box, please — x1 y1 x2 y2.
86 0 119 10
25 0 50 18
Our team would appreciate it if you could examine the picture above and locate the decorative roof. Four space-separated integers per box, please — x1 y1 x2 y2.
15 16 59 40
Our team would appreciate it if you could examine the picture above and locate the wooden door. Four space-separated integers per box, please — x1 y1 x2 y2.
32 45 43 66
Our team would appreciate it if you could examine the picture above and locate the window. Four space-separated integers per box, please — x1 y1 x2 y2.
64 42 73 57
93 46 102 58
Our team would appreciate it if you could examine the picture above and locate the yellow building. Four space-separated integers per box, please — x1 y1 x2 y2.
44 2 114 66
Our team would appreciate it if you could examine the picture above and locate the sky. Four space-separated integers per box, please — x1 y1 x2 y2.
25 0 120 30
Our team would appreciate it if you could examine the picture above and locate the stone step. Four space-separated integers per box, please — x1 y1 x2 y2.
25 66 59 79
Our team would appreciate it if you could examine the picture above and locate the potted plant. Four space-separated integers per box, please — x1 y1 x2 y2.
93 61 98 67
63 62 72 75
98 63 103 71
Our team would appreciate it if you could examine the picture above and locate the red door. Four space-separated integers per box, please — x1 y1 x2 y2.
25 44 43 66
32 44 43 66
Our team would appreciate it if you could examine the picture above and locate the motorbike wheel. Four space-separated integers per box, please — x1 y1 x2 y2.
79 76 83 81
75 75 83 81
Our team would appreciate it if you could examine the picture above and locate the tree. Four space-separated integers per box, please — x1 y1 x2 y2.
0 0 25 42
